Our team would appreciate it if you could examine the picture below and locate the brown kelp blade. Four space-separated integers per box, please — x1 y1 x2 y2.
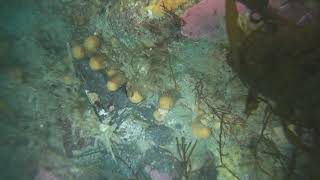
225 0 245 70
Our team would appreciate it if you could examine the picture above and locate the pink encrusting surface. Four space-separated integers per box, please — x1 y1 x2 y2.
144 165 173 180
181 0 318 39
181 0 246 40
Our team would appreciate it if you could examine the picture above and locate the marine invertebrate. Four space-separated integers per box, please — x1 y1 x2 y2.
127 86 144 104
237 12 263 35
89 54 107 71
72 45 85 60
153 108 169 125
83 35 100 53
106 81 120 92
159 94 175 110
105 68 118 77
191 107 211 139
146 0 186 17
106 72 127 91
153 93 176 124
191 120 211 139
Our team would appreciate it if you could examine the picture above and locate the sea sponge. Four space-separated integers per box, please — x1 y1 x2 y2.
89 55 107 71
105 68 118 77
72 45 85 60
106 81 120 91
127 88 144 104
237 13 263 35
110 72 126 85
83 35 100 53
153 108 169 125
159 95 175 110
192 121 211 139
146 0 186 17
106 72 126 91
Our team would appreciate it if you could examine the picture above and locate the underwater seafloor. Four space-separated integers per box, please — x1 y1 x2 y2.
1 0 320 180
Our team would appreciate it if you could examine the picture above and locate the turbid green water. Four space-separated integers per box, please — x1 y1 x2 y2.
1 0 320 180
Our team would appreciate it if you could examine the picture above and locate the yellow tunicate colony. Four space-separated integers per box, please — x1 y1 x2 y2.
191 122 211 139
72 45 85 60
146 0 186 17
110 72 126 85
153 109 162 122
127 89 144 104
89 55 107 71
237 13 263 36
153 108 168 124
105 68 118 77
106 73 126 91
159 95 174 110
83 35 100 53
106 81 120 91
